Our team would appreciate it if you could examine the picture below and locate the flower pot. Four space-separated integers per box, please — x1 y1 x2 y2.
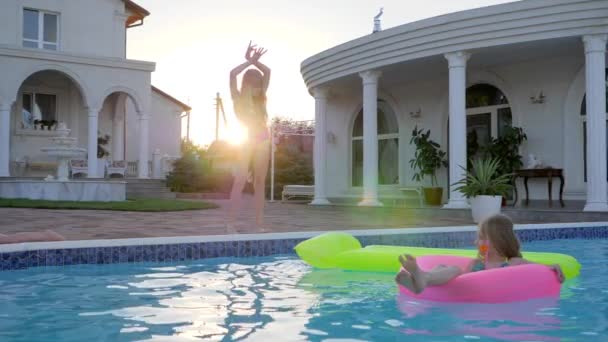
471 195 502 223
423 187 443 206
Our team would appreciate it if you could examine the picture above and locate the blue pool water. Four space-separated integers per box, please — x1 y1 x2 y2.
0 238 607 341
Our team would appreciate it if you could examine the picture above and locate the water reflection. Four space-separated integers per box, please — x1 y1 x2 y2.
82 259 318 341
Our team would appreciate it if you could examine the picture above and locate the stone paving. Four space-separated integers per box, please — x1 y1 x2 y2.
0 196 607 241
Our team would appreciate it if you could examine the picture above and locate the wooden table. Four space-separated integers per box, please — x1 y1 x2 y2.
513 168 564 207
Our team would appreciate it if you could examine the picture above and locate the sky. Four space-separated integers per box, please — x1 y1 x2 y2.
126 0 516 147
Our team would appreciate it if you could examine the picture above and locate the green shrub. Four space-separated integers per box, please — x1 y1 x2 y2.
166 141 234 193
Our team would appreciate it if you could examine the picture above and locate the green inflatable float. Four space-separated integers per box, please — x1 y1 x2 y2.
294 232 581 280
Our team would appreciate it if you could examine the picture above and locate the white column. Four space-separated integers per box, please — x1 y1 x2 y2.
310 87 331 205
444 51 471 209
583 34 608 211
112 116 124 160
87 108 99 178
152 148 162 179
138 113 150 179
111 94 125 160
0 103 11 177
358 70 383 207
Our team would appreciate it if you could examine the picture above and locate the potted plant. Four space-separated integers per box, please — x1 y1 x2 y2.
97 133 110 178
453 157 513 223
483 126 527 205
409 127 448 206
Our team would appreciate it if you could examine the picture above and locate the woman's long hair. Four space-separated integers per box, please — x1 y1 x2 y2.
479 214 522 259
235 69 268 125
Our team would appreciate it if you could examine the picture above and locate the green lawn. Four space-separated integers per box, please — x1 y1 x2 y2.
0 198 218 212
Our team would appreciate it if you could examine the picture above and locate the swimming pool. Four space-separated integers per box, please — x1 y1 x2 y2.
0 237 606 341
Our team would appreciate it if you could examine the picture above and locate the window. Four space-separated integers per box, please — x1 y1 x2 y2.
21 93 57 129
23 9 58 50
447 84 512 195
352 100 399 186
463 84 511 158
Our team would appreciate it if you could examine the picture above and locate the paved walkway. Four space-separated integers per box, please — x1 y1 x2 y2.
0 198 470 241
0 197 606 241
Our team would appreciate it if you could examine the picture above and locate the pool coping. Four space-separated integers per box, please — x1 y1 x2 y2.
2 221 608 253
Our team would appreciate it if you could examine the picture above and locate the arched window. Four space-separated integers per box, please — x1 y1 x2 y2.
581 69 608 182
464 84 512 159
352 100 399 187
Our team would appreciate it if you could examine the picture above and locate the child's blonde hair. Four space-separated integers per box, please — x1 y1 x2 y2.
479 214 522 259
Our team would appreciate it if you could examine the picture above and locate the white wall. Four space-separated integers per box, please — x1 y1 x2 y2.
149 91 183 158
0 0 128 58
324 53 588 201
124 90 182 162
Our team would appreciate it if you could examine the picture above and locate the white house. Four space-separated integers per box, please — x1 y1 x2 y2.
0 0 189 180
302 0 608 211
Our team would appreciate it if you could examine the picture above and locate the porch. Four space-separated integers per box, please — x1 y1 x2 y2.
0 45 155 180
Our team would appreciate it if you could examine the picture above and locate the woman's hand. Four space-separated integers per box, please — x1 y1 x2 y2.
250 47 267 62
245 41 267 62
550 264 565 283
245 41 257 61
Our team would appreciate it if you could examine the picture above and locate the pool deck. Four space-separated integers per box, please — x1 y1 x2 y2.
1 196 608 241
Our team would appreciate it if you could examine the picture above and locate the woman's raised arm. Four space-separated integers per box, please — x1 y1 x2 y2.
249 47 271 93
230 42 257 98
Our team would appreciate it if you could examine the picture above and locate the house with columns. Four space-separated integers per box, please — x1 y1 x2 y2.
303 0 608 211
0 0 188 181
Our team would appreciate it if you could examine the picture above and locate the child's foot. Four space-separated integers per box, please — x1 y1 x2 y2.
395 269 418 294
399 254 426 294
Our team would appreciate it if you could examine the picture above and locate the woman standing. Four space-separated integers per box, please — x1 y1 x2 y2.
227 42 271 232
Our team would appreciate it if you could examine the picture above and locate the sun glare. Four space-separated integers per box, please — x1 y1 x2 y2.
223 123 248 145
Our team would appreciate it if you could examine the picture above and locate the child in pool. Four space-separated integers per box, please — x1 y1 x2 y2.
395 214 565 294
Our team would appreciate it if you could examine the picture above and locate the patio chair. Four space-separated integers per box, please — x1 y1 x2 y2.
107 160 127 178
70 159 88 178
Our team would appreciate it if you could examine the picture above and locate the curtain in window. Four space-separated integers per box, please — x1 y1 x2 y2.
34 94 56 121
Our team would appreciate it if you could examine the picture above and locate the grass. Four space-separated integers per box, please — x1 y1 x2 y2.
0 198 218 212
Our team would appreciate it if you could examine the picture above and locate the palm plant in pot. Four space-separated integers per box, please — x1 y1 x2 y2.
409 127 448 206
453 157 512 223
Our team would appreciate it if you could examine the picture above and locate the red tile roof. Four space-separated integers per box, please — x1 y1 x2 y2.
123 0 150 26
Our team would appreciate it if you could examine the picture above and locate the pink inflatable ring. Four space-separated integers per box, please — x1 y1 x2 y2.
398 255 561 303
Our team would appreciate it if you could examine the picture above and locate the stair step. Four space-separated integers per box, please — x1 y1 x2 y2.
127 194 176 200
124 179 176 199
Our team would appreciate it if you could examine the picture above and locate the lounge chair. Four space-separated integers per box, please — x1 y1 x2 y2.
282 185 315 202
69 159 88 178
